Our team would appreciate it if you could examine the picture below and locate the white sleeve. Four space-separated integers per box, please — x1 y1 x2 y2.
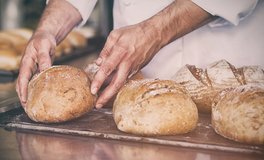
46 0 98 26
192 0 258 26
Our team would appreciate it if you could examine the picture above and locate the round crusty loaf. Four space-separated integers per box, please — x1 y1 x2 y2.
172 60 243 113
172 60 264 113
212 84 264 144
113 79 198 136
172 65 215 113
26 65 95 123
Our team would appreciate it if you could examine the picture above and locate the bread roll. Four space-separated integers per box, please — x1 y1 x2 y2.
212 84 264 144
113 79 198 135
26 65 95 123
0 48 21 71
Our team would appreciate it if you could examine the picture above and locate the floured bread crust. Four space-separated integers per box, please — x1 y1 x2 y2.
173 59 264 113
26 65 95 123
212 84 264 144
173 65 215 113
113 79 198 136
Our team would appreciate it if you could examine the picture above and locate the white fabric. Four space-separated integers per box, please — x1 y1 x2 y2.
46 0 97 26
65 0 264 79
65 0 97 26
192 0 258 26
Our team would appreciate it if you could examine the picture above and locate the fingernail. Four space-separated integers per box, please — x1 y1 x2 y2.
96 103 103 108
91 87 98 95
21 96 26 103
95 57 102 65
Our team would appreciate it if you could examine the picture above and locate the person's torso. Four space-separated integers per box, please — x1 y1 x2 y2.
113 0 264 79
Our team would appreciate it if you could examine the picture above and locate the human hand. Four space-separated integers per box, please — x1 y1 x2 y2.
16 32 56 107
90 22 162 108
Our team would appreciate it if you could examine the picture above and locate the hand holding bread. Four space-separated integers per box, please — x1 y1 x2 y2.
25 65 95 123
16 31 56 107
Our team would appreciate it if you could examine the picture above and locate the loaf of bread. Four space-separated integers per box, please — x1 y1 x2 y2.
26 65 95 123
73 27 96 39
172 65 215 112
0 31 28 55
173 59 264 113
0 48 21 71
55 30 87 57
0 28 92 71
212 84 264 144
6 28 33 40
113 79 198 135
0 38 13 49
67 31 87 48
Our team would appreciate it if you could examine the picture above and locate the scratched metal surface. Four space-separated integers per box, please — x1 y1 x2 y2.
0 108 263 155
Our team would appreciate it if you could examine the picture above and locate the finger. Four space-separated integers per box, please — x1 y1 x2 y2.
17 54 37 105
95 62 130 108
91 46 126 95
95 32 119 65
34 39 53 72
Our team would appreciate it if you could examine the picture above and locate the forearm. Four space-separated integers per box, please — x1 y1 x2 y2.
142 0 214 48
34 0 82 44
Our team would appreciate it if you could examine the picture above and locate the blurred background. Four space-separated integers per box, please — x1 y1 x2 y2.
0 0 113 37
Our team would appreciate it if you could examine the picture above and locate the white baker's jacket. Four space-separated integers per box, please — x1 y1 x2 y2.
65 0 264 79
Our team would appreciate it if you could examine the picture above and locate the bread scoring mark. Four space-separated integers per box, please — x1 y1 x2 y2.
62 87 77 101
228 61 244 85
139 80 185 103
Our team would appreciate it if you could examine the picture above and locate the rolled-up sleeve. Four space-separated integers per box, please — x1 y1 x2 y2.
192 0 258 26
47 0 97 26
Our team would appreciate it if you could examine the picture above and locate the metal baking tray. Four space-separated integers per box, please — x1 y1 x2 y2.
0 108 263 155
